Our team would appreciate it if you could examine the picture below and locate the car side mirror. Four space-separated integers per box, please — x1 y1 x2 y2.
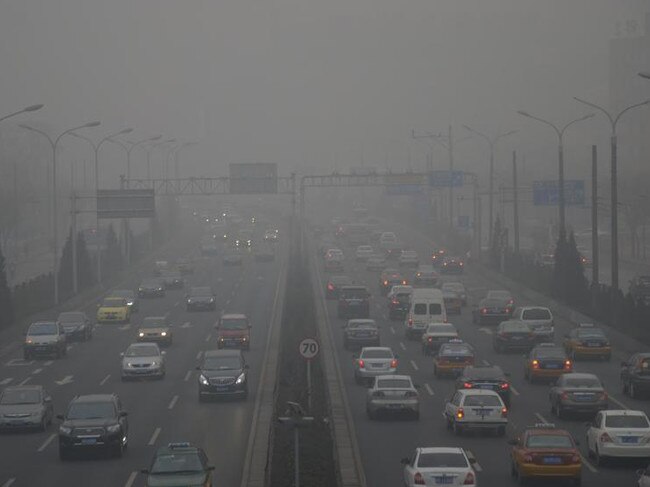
56 414 64 420
44 396 52 403
468 457 477 464
120 411 128 417
400 457 410 465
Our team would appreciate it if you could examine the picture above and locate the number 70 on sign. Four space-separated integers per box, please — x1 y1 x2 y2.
299 338 320 360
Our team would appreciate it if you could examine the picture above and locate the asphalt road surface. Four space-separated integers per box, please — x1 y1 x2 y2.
0 222 286 487
313 219 650 487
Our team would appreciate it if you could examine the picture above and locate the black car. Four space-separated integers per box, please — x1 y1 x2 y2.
160 271 184 290
621 352 650 399
472 298 512 326
379 269 406 296
141 442 215 486
197 350 249 401
337 286 370 319
138 278 166 298
440 256 464 274
342 319 380 350
57 311 93 341
186 286 216 312
387 286 412 320
493 320 535 353
326 275 353 299
455 365 512 406
58 394 128 460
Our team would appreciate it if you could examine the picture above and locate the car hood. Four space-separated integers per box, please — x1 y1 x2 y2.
62 322 84 330
0 404 44 416
188 296 213 302
26 335 58 343
139 327 169 334
200 368 244 379
146 472 207 487
63 417 118 428
141 285 161 290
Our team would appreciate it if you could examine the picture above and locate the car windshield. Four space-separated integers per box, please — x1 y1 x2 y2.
417 452 467 468
522 309 551 320
464 395 501 406
535 347 565 359
142 319 166 329
102 298 125 307
564 377 601 388
576 329 606 338
202 356 241 370
605 415 650 428
58 312 84 323
501 322 530 333
361 349 392 359
481 299 506 308
221 318 248 330
67 402 115 420
349 322 375 329
125 345 159 357
487 291 511 300
190 287 212 297
526 434 573 449
28 323 57 335
331 277 352 285
151 452 204 474
442 283 464 292
440 345 472 356
377 378 410 389
0 389 40 405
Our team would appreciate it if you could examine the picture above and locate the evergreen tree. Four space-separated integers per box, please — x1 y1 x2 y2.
58 229 74 298
76 231 95 288
0 243 15 329
489 216 503 268
552 232 588 306
102 224 123 278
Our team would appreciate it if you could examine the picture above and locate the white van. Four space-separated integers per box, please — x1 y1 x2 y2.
404 288 446 339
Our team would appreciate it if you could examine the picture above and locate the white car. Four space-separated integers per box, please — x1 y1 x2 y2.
355 245 375 262
586 409 650 465
444 389 508 436
401 447 477 486
353 347 398 385
366 374 419 420
441 282 467 305
511 306 554 342
121 342 166 380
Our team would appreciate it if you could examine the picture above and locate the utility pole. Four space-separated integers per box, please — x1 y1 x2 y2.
71 191 78 295
448 125 454 230
591 145 599 285
513 151 520 254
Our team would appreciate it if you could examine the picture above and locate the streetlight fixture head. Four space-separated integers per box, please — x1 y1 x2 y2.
24 104 44 112
120 128 134 135
85 121 101 128
639 72 650 80
18 124 33 130
516 110 531 117
149 135 163 141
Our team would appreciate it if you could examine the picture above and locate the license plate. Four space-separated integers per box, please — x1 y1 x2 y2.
587 342 601 347
621 436 638 443
478 384 493 390
473 408 492 416
512 336 523 340
545 364 561 369
355 333 370 337
543 456 562 464
386 404 403 409
371 363 384 368
434 476 454 485
573 394 594 402
81 438 97 445
215 386 229 391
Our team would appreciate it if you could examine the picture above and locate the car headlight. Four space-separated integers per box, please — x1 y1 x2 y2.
235 372 246 385
139 332 144 337
187 299 193 304
106 424 121 433
59 425 72 435
161 332 167 337
126 362 134 368
25 339 33 344
157 287 163 291
127 301 134 306
150 361 159 367
209 298 214 303
199 374 209 385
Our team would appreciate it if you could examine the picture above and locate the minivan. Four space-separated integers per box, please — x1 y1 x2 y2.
404 288 446 339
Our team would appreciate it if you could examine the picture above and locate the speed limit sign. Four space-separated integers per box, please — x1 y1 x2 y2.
299 338 320 360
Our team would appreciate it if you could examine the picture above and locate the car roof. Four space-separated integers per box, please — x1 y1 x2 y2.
360 347 393 353
204 349 242 358
348 319 376 325
330 275 352 282
519 306 551 311
458 389 501 396
144 316 166 321
340 285 368 290
418 447 466 455
30 321 57 326
376 374 411 381
128 342 159 349
601 409 648 417
156 442 203 456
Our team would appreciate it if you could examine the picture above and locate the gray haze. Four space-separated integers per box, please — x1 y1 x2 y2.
1 0 649 184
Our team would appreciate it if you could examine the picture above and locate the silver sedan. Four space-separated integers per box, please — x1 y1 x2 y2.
366 375 419 420
121 342 166 380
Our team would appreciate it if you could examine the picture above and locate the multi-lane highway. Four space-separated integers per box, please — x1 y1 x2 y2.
0 218 286 487
312 217 650 487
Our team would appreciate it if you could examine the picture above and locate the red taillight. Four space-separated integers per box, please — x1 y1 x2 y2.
358 359 365 369
402 280 407 285
391 299 399 305
463 471 475 485
405 390 418 398
456 408 464 419
600 391 608 401
427 337 433 343
408 319 413 327
383 280 388 286
564 360 572 370
570 454 581 464
532 360 540 369
480 308 488 314
508 299 514 305
413 472 425 485
500 382 509 390
390 359 398 368
501 407 508 417
463 382 473 389
523 454 533 463
600 432 613 443
327 283 334 291
561 391 569 400
459 262 464 267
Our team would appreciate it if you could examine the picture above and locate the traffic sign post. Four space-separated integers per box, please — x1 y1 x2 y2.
429 170 464 188
299 338 320 413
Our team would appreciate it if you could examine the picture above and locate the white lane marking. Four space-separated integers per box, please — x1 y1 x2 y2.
184 370 192 382
535 412 597 473
99 374 111 386
424 384 434 396
0 378 12 385
608 395 629 410
148 427 162 446
37 433 56 452
67 344 74 351
410 360 419 371
2 478 16 487
205 333 212 342
43 361 53 366
124 471 138 487
31 368 43 375
510 385 520 396
168 395 179 410
54 375 74 386
481 360 490 366
118 324 131 331
196 351 203 360
225 299 231 306
6 359 34 366
181 321 191 328
390 326 396 335
18 377 31 386
174 301 180 307
399 342 406 351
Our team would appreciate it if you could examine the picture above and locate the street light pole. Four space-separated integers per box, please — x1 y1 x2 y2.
462 125 517 246
574 96 650 293
0 104 44 123
516 110 595 241
19 121 101 305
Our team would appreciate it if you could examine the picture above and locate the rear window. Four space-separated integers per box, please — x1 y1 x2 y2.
522 309 552 320
526 434 573 449
576 329 605 339
361 349 393 359
534 347 565 359
349 322 376 330
377 379 410 389
413 304 427 315
341 289 368 299
417 452 468 468
605 415 650 428
440 344 473 356
463 395 501 407
221 318 248 330
564 377 601 388
429 304 442 315
501 322 530 333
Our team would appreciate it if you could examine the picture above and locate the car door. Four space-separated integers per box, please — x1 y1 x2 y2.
445 392 461 420
402 450 418 485
549 376 563 404
116 398 128 436
587 412 603 452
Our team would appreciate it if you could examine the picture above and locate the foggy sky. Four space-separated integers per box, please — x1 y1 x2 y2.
1 0 649 185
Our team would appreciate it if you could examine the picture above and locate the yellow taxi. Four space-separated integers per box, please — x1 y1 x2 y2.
433 340 475 378
96 297 130 324
137 316 173 346
509 423 582 485
524 343 572 383
563 323 611 361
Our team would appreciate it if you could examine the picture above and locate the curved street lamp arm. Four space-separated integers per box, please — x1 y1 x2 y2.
560 113 596 138
573 97 614 129
614 100 650 127
516 111 561 139
19 124 55 149
462 125 492 147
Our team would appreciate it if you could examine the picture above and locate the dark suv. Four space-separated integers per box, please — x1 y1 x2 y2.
337 286 370 319
621 353 650 399
197 350 249 401
58 394 128 460
455 365 512 406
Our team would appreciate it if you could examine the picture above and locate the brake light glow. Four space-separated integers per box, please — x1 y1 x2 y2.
390 359 398 368
463 471 475 485
570 454 581 464
327 283 334 291
564 360 572 370
600 432 613 443
463 382 473 389
500 382 509 390
523 454 533 463
532 359 540 369
480 308 488 314
358 359 365 369
408 319 413 327
459 262 464 267
402 280 407 285
391 299 399 305
456 408 464 419
427 337 433 343
383 280 388 286
501 407 508 417
561 391 569 400
413 472 425 485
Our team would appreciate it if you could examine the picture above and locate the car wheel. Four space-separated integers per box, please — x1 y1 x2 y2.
510 461 517 477
23 351 30 361
573 477 581 486
517 469 527 486
622 380 629 396
113 442 124 458
556 403 565 419
630 381 638 399
39 416 47 432
452 420 463 436
594 446 605 466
